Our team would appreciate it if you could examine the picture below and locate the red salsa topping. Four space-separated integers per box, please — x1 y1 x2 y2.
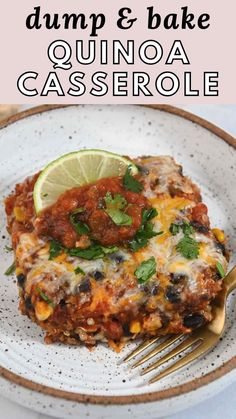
34 176 148 248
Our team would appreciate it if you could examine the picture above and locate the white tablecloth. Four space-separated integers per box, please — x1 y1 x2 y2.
1 104 236 419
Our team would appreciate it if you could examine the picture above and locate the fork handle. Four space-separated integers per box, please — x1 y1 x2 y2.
224 266 236 295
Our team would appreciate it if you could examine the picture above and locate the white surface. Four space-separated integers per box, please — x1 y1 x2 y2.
1 381 236 419
0 104 235 419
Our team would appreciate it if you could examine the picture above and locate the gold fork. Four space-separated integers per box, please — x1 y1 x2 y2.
124 266 236 384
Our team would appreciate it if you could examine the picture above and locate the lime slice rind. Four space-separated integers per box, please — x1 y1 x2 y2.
33 149 138 213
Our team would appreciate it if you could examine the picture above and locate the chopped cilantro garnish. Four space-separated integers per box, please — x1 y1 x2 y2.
101 245 119 255
106 209 132 226
49 240 64 260
49 237 118 262
142 208 158 223
216 261 225 278
70 213 90 235
182 222 194 236
105 192 127 210
74 265 86 275
104 192 132 226
4 245 13 252
134 257 156 284
171 221 199 260
169 223 180 236
129 237 146 252
176 236 199 259
68 244 118 260
123 165 143 193
129 207 162 252
4 261 16 276
169 221 194 236
36 287 55 308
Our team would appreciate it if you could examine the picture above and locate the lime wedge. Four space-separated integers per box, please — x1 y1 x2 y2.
33 149 138 213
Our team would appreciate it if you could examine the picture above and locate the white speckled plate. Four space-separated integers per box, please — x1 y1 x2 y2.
0 105 236 419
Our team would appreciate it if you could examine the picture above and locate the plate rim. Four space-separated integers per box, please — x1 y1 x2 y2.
0 104 235 405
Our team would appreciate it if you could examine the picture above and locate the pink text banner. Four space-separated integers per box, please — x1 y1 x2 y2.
0 0 235 103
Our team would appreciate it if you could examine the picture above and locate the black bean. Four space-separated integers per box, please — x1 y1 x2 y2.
183 314 205 329
215 241 226 256
151 284 159 295
70 333 81 341
25 296 33 310
116 255 124 263
165 285 181 303
214 271 222 281
190 221 209 234
17 273 26 287
122 323 132 337
79 278 91 293
178 165 183 176
109 253 124 264
60 299 66 307
93 271 104 281
170 273 187 284
160 312 170 328
201 294 209 301
136 164 150 175
143 285 149 293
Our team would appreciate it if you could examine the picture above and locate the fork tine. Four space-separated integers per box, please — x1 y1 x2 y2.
131 334 183 369
141 334 201 375
123 337 160 362
149 340 211 384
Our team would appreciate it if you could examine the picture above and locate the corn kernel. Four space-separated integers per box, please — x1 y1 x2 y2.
63 262 74 272
13 207 26 222
130 320 141 334
35 301 53 321
212 228 225 243
54 253 67 263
